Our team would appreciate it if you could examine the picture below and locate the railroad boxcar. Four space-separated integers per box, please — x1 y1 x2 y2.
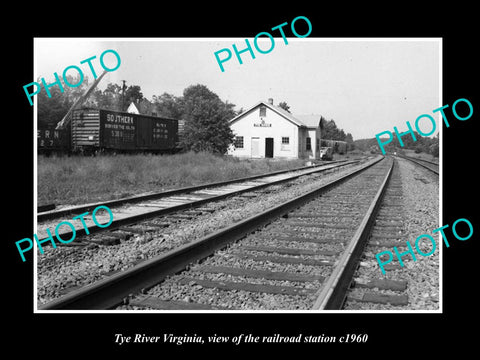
335 141 347 154
38 125 71 155
71 108 180 154
320 139 347 155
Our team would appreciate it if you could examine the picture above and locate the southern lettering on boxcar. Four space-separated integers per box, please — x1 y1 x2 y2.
100 110 136 150
69 108 180 153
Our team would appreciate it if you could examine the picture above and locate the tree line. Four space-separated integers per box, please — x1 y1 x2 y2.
37 75 356 155
37 76 237 154
354 132 439 157
320 118 355 150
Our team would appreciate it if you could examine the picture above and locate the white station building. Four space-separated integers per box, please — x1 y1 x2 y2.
227 98 323 160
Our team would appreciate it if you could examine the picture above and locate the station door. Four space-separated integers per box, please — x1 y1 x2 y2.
265 137 274 158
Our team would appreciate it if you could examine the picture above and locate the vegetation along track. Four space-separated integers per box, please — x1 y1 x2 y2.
36 159 361 242
40 156 397 310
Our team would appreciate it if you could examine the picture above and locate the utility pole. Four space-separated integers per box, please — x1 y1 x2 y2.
121 80 127 111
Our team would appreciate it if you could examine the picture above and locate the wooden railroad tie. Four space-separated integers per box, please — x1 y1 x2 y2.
353 277 407 291
347 292 408 306
177 277 315 296
192 265 325 283
253 235 348 244
233 252 335 267
238 245 339 257
129 297 223 310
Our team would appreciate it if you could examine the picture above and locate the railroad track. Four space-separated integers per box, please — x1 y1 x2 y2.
36 159 364 244
343 159 410 309
396 155 439 175
40 155 398 310
38 159 354 221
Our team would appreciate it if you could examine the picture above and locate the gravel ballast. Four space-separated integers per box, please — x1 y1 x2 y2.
37 157 375 305
37 155 440 311
127 158 392 310
344 157 440 311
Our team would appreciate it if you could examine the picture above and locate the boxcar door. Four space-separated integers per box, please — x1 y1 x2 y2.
136 117 152 149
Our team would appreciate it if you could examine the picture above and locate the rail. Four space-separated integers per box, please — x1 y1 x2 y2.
36 159 364 244
395 154 439 175
312 159 394 309
38 158 357 221
39 156 383 310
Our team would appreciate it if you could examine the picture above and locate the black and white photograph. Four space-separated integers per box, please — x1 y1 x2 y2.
7 7 478 355
33 38 441 313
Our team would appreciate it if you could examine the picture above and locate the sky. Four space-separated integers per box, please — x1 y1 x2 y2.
34 38 441 140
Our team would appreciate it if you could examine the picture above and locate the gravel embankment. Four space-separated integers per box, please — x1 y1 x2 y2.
398 158 440 309
344 157 439 310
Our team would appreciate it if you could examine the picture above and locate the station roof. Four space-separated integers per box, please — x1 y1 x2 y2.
229 100 323 129
295 114 324 128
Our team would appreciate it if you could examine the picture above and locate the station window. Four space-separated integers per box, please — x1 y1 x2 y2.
306 137 311 150
282 137 289 144
234 136 244 148
316 138 320 150
259 106 266 117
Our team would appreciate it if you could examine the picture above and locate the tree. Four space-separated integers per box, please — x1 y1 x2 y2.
37 78 147 127
180 84 235 154
321 118 350 142
429 137 439 157
124 85 143 110
37 74 91 127
345 133 355 150
92 83 123 110
278 101 291 113
37 86 69 127
86 82 145 112
152 92 183 119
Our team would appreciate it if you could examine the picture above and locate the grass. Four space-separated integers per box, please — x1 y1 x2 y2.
37 152 307 206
